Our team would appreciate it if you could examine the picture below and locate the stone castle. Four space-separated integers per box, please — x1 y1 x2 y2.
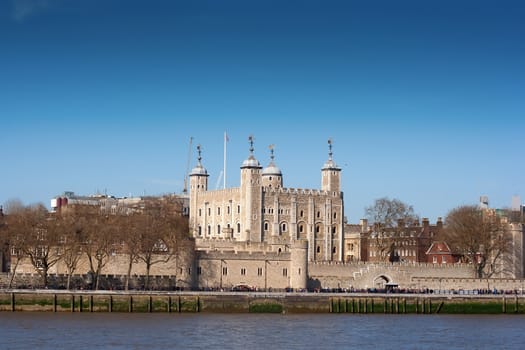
189 137 343 290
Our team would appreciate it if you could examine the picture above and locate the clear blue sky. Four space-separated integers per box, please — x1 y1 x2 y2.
1 0 524 223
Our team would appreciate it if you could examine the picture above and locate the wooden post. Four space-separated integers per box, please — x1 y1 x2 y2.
71 295 75 312
148 296 153 313
129 296 133 313
371 299 374 313
53 294 57 312
79 295 83 313
11 293 15 312
403 298 407 314
109 295 113 313
168 296 172 313
502 296 506 313
89 295 93 313
515 295 519 314
415 298 419 314
178 296 181 313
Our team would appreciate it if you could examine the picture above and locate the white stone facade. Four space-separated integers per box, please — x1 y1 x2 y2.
189 138 344 263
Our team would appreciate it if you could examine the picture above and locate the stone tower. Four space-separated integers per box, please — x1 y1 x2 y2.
261 145 283 189
321 138 341 193
189 145 209 237
239 136 263 242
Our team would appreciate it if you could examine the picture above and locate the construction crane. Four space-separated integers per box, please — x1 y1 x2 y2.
182 136 193 195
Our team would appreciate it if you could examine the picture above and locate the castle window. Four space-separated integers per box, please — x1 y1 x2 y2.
333 212 337 219
197 267 202 275
227 206 230 214
199 209 202 217
332 226 336 234
269 176 272 181
217 207 221 215
316 225 320 233
258 268 263 276
317 211 321 218
207 225 211 235
217 225 221 234
222 267 228 275
299 225 304 233
300 210 304 217
237 223 241 233
198 226 202 236
208 208 211 216
241 268 246 276
264 222 269 231
317 246 320 253
282 268 288 277
237 205 240 214
298 268 301 275
281 223 287 232
332 247 336 254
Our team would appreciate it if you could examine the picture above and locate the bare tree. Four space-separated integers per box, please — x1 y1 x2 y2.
20 204 62 288
365 197 419 262
82 210 116 290
57 209 86 289
0 201 28 286
118 213 142 291
439 205 511 278
135 197 188 290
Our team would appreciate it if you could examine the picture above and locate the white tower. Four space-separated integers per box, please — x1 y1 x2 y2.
240 135 263 242
189 145 209 237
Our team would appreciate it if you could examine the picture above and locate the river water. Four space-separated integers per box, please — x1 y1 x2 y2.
1 313 524 349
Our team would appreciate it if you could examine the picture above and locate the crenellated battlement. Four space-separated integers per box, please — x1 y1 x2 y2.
263 187 339 197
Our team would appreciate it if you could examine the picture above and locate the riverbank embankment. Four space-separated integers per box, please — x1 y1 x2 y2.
2 290 525 314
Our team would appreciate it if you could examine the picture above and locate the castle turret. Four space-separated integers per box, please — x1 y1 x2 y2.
240 135 263 242
189 145 209 237
321 138 341 193
262 144 283 189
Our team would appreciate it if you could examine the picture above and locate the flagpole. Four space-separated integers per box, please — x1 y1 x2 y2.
223 131 227 189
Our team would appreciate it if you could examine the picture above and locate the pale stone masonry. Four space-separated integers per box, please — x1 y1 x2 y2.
189 137 344 262
188 137 344 290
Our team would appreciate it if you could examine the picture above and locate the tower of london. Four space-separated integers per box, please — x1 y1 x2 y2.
189 136 344 262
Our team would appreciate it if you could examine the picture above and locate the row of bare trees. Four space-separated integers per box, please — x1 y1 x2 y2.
365 197 513 278
0 197 189 290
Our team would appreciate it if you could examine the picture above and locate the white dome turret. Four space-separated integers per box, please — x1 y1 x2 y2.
262 144 283 188
241 135 262 169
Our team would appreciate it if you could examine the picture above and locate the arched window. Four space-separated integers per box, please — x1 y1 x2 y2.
300 210 304 217
316 246 321 253
281 223 287 232
198 226 202 236
299 224 304 233
217 225 221 234
237 223 241 233
264 222 269 231
207 225 211 235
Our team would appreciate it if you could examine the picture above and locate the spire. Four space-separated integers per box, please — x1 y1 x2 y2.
249 134 255 155
197 144 202 165
322 137 340 171
262 144 282 176
190 144 208 176
328 138 333 161
241 134 261 168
